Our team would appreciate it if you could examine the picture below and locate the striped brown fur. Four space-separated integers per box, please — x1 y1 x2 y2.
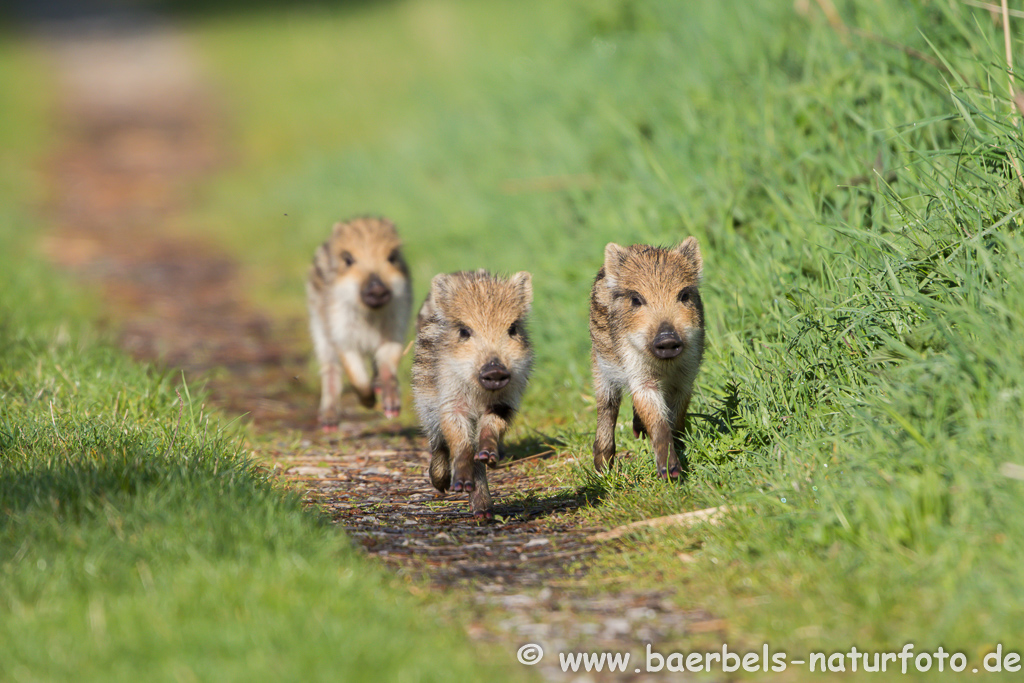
412 270 533 519
589 239 705 479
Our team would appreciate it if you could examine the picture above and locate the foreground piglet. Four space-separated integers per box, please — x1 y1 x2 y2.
412 270 533 518
590 239 705 479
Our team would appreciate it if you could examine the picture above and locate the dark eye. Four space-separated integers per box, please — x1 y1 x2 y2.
630 295 644 308
678 287 693 303
458 326 472 340
387 249 400 265
340 251 355 267
508 322 518 337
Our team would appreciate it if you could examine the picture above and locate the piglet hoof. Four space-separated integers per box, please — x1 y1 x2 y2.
379 385 401 419
593 453 615 474
473 509 494 521
318 408 340 431
667 466 681 480
475 448 499 467
656 466 668 480
452 478 475 493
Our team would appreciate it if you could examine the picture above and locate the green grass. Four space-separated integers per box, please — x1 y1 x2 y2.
7 0 1024 679
0 29 524 683
175 0 1024 678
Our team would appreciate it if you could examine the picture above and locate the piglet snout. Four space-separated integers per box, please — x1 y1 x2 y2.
478 359 511 391
361 273 392 308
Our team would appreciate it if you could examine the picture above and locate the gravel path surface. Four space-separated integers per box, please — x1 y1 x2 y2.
40 19 713 681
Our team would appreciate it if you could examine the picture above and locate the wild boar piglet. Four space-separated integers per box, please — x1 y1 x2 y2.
307 216 412 428
590 238 705 479
412 269 533 518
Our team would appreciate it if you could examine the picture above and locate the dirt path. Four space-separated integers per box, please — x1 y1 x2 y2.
40 19 711 682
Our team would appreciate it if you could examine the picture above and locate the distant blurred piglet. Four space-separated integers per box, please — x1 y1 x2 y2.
306 216 412 428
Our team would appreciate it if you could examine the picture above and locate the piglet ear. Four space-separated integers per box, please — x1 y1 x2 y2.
330 221 348 240
312 241 335 278
674 236 703 281
428 273 451 307
603 243 627 275
415 273 448 331
510 271 533 308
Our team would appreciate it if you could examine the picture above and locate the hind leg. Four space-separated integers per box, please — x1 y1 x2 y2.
374 341 403 419
666 393 692 480
429 442 451 492
309 306 342 429
316 362 343 429
468 461 493 519
632 407 647 439
592 365 622 473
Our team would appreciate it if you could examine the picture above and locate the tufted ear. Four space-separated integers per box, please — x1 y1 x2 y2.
602 241 626 270
602 242 628 288
311 241 336 279
510 271 533 308
603 243 627 274
428 273 452 307
674 236 703 281
314 221 353 276
329 221 348 240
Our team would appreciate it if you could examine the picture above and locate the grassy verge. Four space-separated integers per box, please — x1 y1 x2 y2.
0 31 524 683
175 0 1024 677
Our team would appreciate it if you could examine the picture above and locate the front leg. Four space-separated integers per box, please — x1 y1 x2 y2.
440 409 476 494
374 341 404 418
593 377 622 473
317 362 342 429
631 383 677 480
340 350 375 409
476 407 512 468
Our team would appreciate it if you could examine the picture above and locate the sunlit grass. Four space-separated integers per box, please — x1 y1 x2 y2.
176 0 1024 674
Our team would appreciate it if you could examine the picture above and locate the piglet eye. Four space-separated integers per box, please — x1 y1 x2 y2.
630 295 643 308
387 249 400 265
678 287 694 303
508 323 518 337
340 251 355 267
458 326 472 340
